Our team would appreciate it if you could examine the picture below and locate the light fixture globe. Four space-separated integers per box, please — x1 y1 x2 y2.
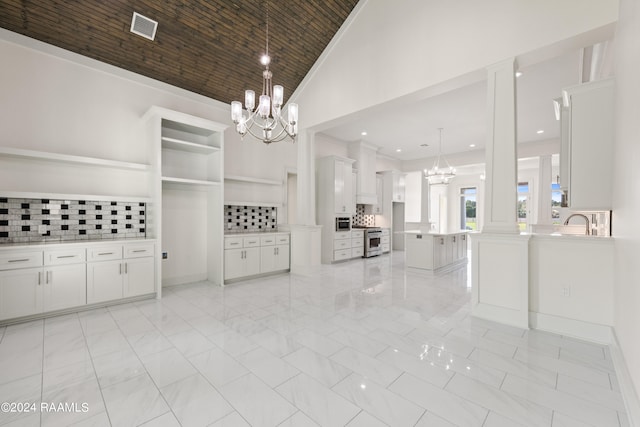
424 128 456 185
230 1 298 144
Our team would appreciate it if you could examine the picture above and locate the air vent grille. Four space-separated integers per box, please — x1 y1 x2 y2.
130 12 158 41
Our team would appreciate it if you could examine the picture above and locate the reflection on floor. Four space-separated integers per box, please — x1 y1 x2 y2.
0 252 629 426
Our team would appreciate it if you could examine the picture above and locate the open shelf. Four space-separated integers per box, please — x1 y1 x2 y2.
161 176 221 187
0 190 152 203
225 175 281 186
0 146 150 171
224 200 281 208
161 137 221 154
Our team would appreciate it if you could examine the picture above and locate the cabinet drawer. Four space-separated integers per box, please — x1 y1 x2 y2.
351 238 364 248
0 251 43 271
333 239 351 250
351 230 364 238
124 243 155 259
276 234 290 245
381 229 390 236
243 237 261 248
335 231 351 240
44 248 86 266
224 237 243 249
351 246 364 257
381 235 390 244
87 246 122 262
382 243 390 253
334 249 351 261
260 236 276 246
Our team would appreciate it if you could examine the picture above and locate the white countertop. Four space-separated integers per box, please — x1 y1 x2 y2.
524 232 614 242
0 238 156 251
224 231 289 238
404 230 469 236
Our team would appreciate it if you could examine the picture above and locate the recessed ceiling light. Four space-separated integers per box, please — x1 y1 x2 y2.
469 144 476 148
515 71 523 78
396 149 402 152
536 129 544 134
420 143 429 147
361 131 367 136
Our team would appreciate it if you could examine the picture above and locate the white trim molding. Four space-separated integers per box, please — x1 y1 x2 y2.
611 331 640 427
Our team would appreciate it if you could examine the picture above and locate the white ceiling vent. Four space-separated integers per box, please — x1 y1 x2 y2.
130 12 158 41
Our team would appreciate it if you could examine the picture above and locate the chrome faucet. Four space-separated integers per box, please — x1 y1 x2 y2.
564 213 590 235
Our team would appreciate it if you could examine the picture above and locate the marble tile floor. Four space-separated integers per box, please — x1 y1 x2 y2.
0 253 630 427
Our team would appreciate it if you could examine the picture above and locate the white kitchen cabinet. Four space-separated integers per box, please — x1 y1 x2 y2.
87 242 156 304
43 263 86 312
224 233 289 281
87 259 123 304
391 171 406 202
381 228 390 253
365 175 384 215
124 257 155 298
0 267 43 320
405 232 468 271
560 78 614 210
317 156 355 215
224 247 259 280
351 171 357 214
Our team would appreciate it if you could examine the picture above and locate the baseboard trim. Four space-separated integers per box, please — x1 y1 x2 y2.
611 330 640 427
162 273 208 287
529 312 613 344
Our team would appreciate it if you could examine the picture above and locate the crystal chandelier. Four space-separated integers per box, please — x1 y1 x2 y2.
424 128 456 185
230 1 298 144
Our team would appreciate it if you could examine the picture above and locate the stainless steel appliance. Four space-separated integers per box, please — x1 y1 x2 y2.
363 227 382 258
335 217 351 231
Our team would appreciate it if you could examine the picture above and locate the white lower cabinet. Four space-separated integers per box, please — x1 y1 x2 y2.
0 267 43 320
224 233 290 281
406 232 468 271
224 247 260 280
124 257 155 298
87 260 122 304
0 240 156 323
43 263 86 312
88 244 156 304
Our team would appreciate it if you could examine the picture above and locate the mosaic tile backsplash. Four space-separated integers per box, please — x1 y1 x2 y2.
353 204 376 227
225 205 277 233
0 198 146 244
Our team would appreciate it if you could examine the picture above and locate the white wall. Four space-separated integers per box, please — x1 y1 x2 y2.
292 0 618 130
404 171 422 223
612 0 640 401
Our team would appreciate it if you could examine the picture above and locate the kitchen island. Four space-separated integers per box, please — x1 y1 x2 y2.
404 230 468 271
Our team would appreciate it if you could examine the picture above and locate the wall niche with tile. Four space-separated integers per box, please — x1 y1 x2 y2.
0 197 146 244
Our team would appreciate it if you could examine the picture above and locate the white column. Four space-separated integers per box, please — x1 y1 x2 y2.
295 130 315 225
472 58 530 329
537 155 553 225
482 58 520 234
419 177 431 232
290 130 322 275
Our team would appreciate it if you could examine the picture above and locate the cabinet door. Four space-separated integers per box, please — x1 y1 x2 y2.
44 264 86 312
224 248 245 280
87 260 123 304
244 247 261 276
334 159 346 213
275 244 290 270
393 173 406 202
374 176 384 214
260 246 277 273
434 237 445 268
0 267 43 320
124 257 155 298
351 171 357 214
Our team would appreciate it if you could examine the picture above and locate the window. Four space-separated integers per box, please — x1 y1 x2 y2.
517 182 529 232
460 187 477 230
551 183 562 224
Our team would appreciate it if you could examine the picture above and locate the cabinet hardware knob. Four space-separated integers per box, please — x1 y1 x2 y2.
8 259 29 263
38 271 41 285
57 255 76 259
119 264 122 275
125 263 128 274
132 249 146 253
98 252 114 256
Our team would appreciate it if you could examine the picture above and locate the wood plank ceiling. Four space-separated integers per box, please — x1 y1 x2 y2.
0 0 359 105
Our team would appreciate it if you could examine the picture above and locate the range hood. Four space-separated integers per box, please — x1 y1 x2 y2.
348 141 378 205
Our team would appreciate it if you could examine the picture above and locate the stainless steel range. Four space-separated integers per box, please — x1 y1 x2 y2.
354 226 383 258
